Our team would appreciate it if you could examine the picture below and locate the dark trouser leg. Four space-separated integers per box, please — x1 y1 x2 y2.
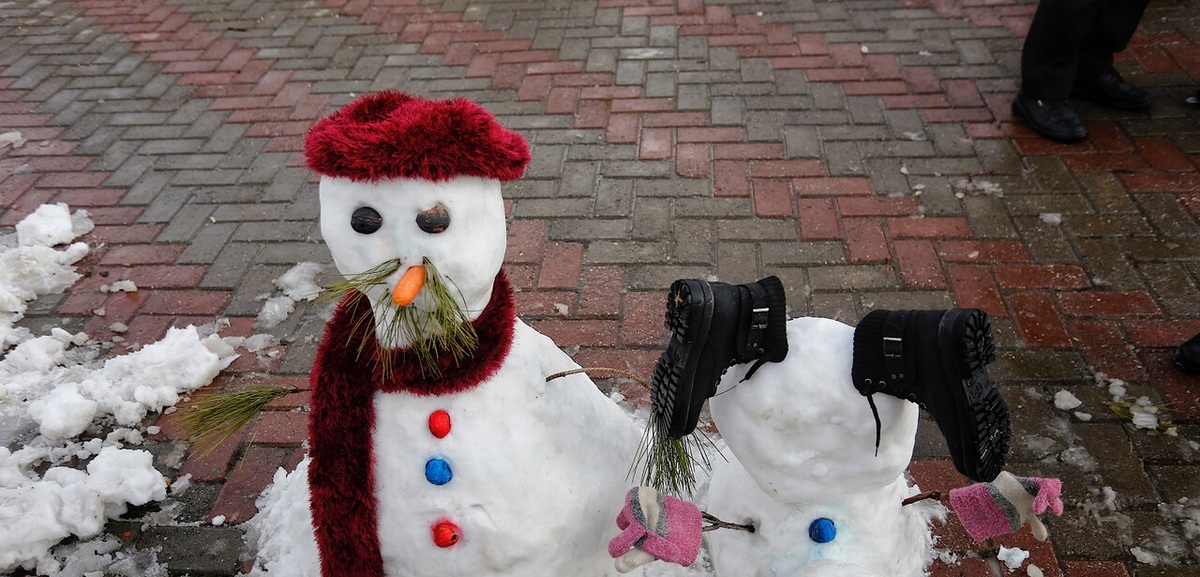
1020 0 1103 100
1076 0 1150 81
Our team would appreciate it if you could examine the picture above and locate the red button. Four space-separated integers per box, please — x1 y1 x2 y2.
429 410 451 439
432 521 460 548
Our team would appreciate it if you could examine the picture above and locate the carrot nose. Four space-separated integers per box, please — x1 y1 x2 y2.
391 265 426 307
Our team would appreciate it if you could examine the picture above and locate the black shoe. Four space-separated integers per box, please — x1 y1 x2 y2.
1177 333 1200 374
1012 94 1087 142
1071 70 1151 111
852 309 1010 482
649 277 788 438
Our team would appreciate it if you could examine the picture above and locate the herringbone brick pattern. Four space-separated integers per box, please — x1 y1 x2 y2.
2 0 1199 574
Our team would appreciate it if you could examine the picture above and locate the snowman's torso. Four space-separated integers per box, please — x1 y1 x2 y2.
704 317 940 577
371 319 640 577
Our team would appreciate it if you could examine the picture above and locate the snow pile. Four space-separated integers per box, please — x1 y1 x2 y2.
0 130 27 150
0 204 238 574
0 203 93 350
1053 390 1082 411
996 546 1029 570
257 262 323 329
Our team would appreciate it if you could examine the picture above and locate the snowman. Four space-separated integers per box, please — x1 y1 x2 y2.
299 91 666 577
640 277 1017 576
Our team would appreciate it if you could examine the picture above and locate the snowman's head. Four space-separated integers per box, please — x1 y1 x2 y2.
306 92 530 353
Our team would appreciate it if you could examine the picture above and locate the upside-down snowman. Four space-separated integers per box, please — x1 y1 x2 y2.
637 277 1021 576
299 91 665 577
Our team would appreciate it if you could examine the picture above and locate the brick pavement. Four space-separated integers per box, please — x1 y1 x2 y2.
2 0 1199 575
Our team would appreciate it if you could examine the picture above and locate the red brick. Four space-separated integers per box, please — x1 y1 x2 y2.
538 241 584 289
843 218 889 263
1063 153 1150 173
887 216 972 239
176 422 248 482
578 265 624 318
864 53 902 80
528 319 619 347
675 143 710 178
1067 319 1147 383
140 290 231 315
995 264 1090 289
792 177 873 197
920 107 994 123
1057 290 1160 317
838 196 919 217
1124 318 1200 348
210 446 294 524
514 289 576 318
749 159 823 178
842 81 909 96
248 411 308 446
751 179 794 217
894 239 946 289
713 160 750 197
526 61 584 75
805 67 869 82
1120 171 1200 192
98 244 185 265
1087 121 1134 153
639 127 674 160
569 347 661 400
903 66 942 93
86 224 164 244
712 143 784 160
574 100 609 129
544 86 580 114
35 172 110 188
796 197 841 241
581 86 642 100
606 113 640 144
1134 136 1195 171
621 291 669 346
947 264 1006 317
829 42 865 67
125 265 207 289
53 188 125 207
1007 291 1073 348
882 94 952 109
941 79 984 107
517 74 552 102
610 98 676 113
505 219 548 264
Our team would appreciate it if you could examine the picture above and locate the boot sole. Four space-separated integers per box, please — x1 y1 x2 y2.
935 309 1010 482
650 279 714 438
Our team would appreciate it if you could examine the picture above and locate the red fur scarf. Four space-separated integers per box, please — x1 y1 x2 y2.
306 272 515 577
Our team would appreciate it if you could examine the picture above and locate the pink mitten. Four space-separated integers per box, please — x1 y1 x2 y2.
609 487 702 573
949 471 1063 542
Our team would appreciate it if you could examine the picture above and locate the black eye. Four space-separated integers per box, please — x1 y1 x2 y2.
351 206 382 234
416 203 450 234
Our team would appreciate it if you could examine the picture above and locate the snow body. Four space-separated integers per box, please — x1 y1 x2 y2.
705 316 939 577
305 169 665 577
370 319 640 576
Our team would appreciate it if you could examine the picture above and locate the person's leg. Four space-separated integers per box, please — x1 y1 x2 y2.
1076 0 1150 80
1021 0 1103 100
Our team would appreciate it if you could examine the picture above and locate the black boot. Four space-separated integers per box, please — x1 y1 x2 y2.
649 276 788 439
1177 333 1200 374
852 308 1010 482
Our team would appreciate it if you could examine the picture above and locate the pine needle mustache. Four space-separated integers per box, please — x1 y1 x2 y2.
324 257 478 378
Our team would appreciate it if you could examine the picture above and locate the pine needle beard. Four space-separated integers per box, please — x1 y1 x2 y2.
327 258 480 378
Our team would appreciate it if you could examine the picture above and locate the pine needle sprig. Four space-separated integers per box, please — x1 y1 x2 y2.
629 421 715 498
178 385 301 455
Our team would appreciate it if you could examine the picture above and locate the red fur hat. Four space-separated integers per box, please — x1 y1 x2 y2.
305 91 531 183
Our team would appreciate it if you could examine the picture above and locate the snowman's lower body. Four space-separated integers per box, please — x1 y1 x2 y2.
705 454 939 577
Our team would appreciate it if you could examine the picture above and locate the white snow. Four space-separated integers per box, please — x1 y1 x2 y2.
256 262 322 330
997 546 1029 570
1039 213 1063 225
0 130 27 149
1054 390 1082 411
0 204 237 574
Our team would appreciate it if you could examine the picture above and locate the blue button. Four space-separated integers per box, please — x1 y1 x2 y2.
808 518 836 543
425 457 453 486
